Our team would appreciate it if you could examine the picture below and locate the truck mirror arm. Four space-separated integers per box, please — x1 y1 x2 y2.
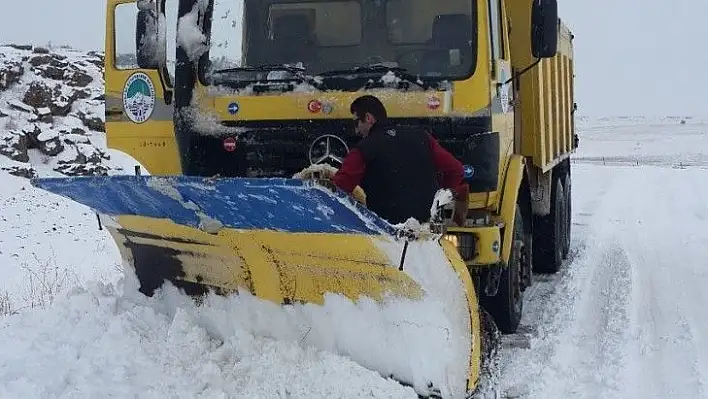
156 0 173 105
500 58 542 86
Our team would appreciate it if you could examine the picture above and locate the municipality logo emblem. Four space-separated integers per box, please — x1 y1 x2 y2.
123 72 156 123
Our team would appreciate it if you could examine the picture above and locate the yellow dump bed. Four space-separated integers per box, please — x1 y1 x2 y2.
508 7 576 172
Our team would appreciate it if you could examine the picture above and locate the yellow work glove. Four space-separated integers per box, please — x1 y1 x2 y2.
351 185 367 206
293 165 367 207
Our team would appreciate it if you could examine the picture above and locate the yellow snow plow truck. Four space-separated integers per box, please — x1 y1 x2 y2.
32 0 576 397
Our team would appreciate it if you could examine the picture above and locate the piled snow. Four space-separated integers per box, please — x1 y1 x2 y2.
0 274 417 398
0 44 131 178
372 238 472 397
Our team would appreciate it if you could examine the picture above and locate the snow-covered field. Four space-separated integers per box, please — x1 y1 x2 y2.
2 116 705 398
575 115 708 168
497 118 708 398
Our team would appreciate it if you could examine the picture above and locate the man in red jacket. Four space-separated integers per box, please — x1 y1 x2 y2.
331 95 469 226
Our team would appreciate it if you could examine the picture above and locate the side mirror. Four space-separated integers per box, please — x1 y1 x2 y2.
531 0 558 58
136 0 155 11
136 9 160 69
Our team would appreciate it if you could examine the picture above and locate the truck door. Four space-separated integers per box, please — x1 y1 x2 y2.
105 0 181 175
489 0 513 123
488 0 515 165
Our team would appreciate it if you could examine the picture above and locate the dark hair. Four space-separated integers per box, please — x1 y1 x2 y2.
350 95 388 123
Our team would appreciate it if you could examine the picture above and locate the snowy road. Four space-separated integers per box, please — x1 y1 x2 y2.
498 128 708 397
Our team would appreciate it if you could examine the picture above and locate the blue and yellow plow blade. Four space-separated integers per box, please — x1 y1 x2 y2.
30 175 423 305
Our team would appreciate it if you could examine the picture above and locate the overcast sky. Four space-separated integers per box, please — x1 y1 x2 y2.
0 0 705 117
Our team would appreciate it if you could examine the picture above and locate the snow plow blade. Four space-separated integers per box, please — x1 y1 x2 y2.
30 175 484 398
30 175 421 301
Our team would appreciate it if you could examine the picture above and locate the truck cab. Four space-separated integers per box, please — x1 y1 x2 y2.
105 0 575 334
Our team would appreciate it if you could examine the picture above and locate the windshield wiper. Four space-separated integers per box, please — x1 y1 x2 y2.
212 63 306 74
316 65 432 89
210 63 327 89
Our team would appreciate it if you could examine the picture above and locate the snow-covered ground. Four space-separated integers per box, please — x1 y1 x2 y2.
497 119 708 398
1 113 707 398
575 115 708 168
0 172 123 312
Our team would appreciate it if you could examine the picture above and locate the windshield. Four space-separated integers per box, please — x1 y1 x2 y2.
203 0 477 90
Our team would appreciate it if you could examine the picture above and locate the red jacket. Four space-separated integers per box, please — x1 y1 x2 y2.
332 132 469 200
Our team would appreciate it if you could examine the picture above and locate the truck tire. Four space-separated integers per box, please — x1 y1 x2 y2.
472 307 502 398
562 171 572 259
532 176 565 274
481 204 527 334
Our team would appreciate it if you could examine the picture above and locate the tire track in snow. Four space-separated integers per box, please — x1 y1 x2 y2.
618 166 708 399
497 164 708 398
502 226 634 398
496 165 632 398
509 164 618 339
544 237 633 398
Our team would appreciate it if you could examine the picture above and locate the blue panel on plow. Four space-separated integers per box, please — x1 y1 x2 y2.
31 175 396 235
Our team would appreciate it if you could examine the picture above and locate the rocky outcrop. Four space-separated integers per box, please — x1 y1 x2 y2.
0 44 114 177
0 56 24 91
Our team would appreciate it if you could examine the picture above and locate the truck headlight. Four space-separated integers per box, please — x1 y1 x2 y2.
443 233 476 261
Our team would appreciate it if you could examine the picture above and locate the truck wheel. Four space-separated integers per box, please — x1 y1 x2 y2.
532 177 565 274
481 204 526 334
562 171 572 259
473 307 502 398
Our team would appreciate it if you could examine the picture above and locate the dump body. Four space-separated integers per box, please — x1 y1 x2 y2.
508 4 576 170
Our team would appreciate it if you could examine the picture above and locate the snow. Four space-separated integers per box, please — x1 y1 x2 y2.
2 115 708 398
177 0 209 63
372 238 472 397
0 173 123 312
574 118 708 168
430 188 454 219
36 128 59 142
0 277 417 399
146 176 224 233
495 117 708 398
0 45 135 178
7 99 34 113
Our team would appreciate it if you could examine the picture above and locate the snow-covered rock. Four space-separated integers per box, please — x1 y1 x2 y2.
0 44 115 178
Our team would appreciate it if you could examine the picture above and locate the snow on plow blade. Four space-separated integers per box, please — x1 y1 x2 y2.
30 175 481 398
